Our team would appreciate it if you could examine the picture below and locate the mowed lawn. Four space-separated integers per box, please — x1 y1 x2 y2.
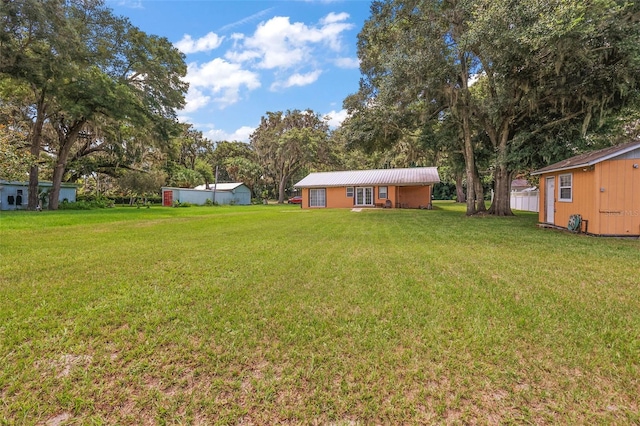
0 203 638 424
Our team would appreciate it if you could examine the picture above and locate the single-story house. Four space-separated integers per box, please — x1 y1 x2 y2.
293 167 440 209
0 180 77 211
161 182 251 206
531 141 640 236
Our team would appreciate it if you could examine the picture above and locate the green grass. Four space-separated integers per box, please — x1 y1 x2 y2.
1 202 638 424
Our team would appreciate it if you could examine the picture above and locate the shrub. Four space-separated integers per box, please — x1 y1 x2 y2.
76 194 162 206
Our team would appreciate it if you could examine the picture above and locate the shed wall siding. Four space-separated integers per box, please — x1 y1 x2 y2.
162 185 251 206
537 159 639 235
178 189 207 205
538 181 546 223
213 189 251 205
538 168 595 231
0 182 77 210
597 159 640 235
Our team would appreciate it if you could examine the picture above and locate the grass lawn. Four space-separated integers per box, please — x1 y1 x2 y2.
1 202 638 424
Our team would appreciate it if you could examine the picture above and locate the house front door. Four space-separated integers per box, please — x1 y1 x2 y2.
545 177 555 224
355 187 373 206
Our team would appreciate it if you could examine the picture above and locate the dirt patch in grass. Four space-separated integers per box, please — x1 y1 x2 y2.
43 412 71 426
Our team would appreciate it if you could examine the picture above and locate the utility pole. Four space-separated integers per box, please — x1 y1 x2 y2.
212 165 218 205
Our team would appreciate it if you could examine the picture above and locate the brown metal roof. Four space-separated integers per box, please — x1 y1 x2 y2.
531 141 640 175
294 167 440 188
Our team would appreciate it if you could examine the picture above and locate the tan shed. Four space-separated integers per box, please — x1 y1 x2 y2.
294 167 440 210
531 141 640 236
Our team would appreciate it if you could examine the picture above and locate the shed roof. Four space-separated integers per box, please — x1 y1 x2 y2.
294 167 440 188
531 141 640 175
192 182 246 191
0 180 78 188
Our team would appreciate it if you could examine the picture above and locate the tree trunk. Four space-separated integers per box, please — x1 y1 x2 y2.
455 172 466 203
488 132 514 216
49 123 83 210
277 175 288 204
461 113 477 215
458 50 476 216
27 94 47 210
49 149 71 210
474 167 486 212
488 164 513 216
28 165 40 210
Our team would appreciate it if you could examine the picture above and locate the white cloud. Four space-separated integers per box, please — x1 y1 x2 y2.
320 12 350 25
334 57 360 69
218 8 275 33
115 0 143 9
224 49 262 64
175 32 224 54
181 88 211 113
205 125 255 143
185 58 261 108
324 109 349 128
270 70 322 91
227 13 354 70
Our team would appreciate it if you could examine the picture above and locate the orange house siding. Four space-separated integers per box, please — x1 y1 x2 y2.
538 159 640 236
397 186 432 208
301 185 432 209
597 159 640 235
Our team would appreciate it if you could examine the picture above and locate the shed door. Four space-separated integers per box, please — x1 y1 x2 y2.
163 190 173 207
545 177 555 224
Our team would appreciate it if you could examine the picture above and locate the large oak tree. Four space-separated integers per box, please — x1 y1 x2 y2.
250 110 330 203
1 0 187 209
349 0 640 215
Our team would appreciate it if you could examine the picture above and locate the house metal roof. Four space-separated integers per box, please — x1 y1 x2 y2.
294 167 440 188
531 141 640 175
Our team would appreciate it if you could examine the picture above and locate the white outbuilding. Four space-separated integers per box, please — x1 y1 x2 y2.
161 183 252 206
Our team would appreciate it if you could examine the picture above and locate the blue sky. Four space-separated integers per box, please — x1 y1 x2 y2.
105 0 372 143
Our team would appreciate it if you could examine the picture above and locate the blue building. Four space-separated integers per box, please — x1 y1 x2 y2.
161 183 252 206
0 180 78 211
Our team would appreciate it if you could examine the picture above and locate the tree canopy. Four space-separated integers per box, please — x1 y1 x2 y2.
0 0 187 209
345 0 640 215
250 109 331 203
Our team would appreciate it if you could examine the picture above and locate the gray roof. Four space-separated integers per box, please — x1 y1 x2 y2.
294 167 440 188
0 180 78 188
192 182 245 191
531 141 640 175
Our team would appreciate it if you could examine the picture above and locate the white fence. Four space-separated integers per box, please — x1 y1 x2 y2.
510 190 539 212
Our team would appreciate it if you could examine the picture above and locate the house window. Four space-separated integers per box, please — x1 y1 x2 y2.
346 187 354 198
378 186 388 199
309 188 326 207
559 173 572 202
